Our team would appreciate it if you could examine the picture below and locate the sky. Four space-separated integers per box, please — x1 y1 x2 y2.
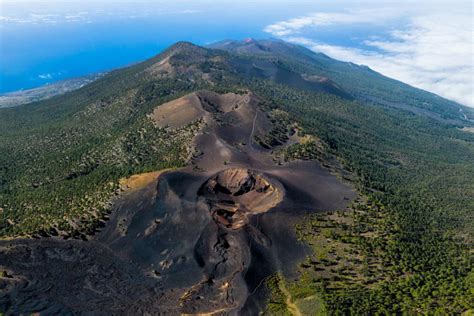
0 0 473 107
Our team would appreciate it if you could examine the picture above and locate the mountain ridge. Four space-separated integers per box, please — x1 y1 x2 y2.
6 38 473 125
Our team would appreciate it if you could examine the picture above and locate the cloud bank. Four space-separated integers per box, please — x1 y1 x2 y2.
265 10 474 107
0 7 202 26
264 9 399 36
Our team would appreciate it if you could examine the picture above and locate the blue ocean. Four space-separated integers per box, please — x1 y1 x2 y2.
0 2 285 92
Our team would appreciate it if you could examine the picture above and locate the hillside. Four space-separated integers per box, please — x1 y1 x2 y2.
0 39 473 315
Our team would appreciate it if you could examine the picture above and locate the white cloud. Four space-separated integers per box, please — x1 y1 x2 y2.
38 74 53 79
0 6 202 26
175 9 201 14
264 9 400 36
266 11 474 107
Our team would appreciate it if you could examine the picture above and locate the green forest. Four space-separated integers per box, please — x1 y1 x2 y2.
248 81 474 315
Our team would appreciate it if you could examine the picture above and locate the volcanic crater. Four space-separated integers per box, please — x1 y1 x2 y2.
199 168 283 229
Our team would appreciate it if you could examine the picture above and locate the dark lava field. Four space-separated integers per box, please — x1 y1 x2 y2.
0 91 355 314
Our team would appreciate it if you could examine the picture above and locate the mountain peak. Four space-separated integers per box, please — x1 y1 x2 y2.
208 38 306 55
164 41 204 54
149 41 211 68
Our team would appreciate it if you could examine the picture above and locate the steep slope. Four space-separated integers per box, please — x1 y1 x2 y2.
0 40 473 315
212 39 471 123
0 42 218 237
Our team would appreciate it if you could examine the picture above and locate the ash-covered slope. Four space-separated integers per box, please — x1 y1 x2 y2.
0 90 355 314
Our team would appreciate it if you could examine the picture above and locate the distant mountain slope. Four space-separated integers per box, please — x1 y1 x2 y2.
0 39 473 315
211 38 471 123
